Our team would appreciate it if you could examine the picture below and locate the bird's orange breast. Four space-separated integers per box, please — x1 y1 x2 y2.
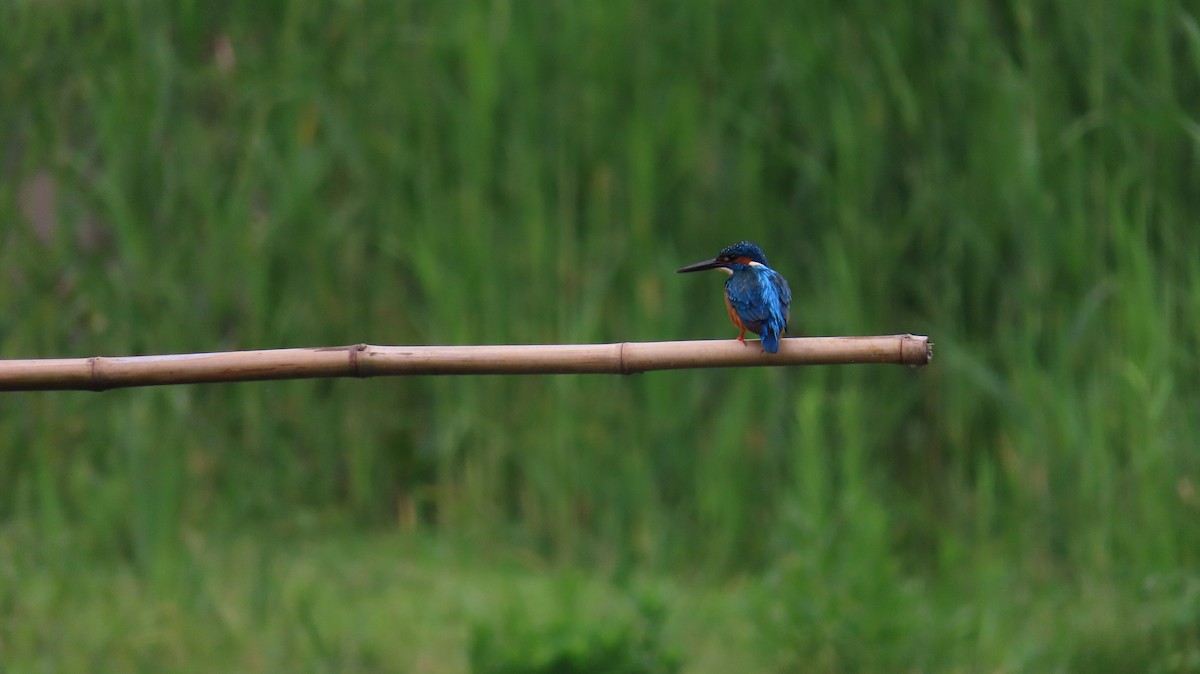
724 293 747 331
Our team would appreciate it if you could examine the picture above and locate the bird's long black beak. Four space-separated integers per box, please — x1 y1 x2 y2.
676 257 725 273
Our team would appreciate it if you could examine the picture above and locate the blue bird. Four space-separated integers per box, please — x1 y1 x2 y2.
677 241 792 353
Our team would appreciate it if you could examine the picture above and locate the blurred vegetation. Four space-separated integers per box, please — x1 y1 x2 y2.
470 583 680 674
2 0 1199 671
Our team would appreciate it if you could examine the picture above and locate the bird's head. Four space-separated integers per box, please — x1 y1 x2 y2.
676 241 769 275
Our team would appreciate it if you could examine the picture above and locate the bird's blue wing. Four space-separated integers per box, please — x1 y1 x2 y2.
726 268 791 331
770 269 791 329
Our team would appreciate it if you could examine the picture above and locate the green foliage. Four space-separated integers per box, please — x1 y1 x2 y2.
469 583 680 674
1 0 1199 671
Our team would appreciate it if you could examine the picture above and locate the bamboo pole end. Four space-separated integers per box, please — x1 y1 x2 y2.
900 334 933 366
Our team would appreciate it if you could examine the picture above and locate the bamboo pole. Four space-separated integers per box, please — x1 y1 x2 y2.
0 335 931 392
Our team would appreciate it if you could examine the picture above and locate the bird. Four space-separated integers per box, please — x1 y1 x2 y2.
677 241 792 353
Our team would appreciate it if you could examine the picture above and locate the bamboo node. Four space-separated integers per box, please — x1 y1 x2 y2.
88 356 109 392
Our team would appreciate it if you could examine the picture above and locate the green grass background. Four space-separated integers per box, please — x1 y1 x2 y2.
2 0 1199 671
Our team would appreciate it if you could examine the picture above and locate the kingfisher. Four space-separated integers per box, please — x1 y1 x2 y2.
677 241 792 353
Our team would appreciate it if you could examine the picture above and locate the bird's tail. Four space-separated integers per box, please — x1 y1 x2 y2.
761 322 784 354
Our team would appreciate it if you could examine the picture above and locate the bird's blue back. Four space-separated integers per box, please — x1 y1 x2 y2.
725 264 792 353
